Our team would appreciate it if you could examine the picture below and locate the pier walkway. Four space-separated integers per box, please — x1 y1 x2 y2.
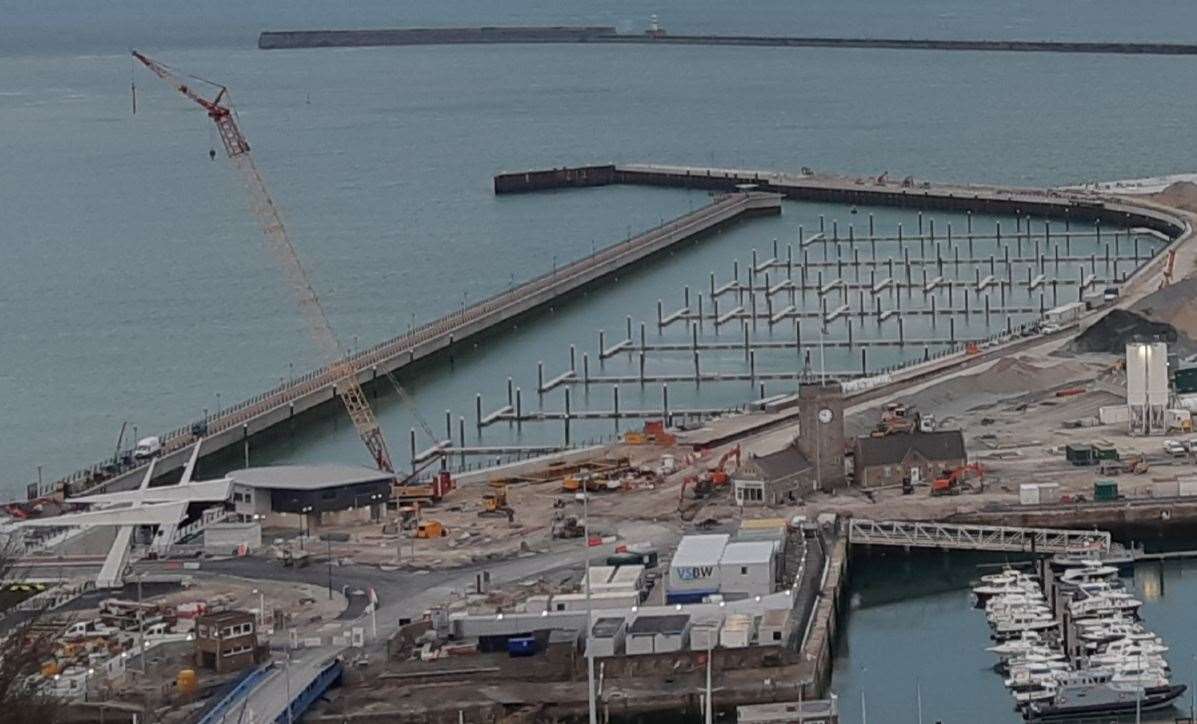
847 519 1110 554
41 192 780 501
494 164 1188 240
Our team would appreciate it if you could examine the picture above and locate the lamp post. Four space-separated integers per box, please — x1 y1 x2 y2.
581 468 596 724
299 502 313 548
252 588 265 627
326 538 334 600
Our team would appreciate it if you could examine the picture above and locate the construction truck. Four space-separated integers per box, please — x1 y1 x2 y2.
415 520 448 539
396 471 455 504
930 463 985 496
625 420 677 446
552 516 585 539
873 403 930 436
479 484 515 522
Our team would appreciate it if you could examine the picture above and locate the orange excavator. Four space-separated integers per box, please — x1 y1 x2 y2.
678 445 741 507
931 463 985 496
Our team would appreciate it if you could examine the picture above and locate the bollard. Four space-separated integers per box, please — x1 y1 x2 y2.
458 417 466 464
563 388 572 446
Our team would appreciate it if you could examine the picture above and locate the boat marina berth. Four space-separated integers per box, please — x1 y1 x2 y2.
971 557 1186 720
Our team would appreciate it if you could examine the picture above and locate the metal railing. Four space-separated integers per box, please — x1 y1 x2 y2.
848 519 1110 554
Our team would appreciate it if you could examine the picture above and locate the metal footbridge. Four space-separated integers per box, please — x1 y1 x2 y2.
847 519 1110 554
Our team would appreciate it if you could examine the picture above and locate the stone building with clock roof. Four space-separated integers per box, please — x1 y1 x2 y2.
733 382 848 506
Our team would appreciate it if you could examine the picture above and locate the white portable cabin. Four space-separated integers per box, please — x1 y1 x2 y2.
625 613 691 655
548 591 640 612
758 608 792 646
720 613 756 648
688 612 725 651
668 534 729 603
718 541 779 597
587 617 627 658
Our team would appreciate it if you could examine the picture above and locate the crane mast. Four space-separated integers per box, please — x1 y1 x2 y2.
132 51 395 473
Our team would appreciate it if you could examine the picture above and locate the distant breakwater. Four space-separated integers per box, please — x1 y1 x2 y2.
259 26 1197 56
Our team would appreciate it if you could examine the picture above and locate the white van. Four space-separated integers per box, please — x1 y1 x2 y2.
133 436 162 459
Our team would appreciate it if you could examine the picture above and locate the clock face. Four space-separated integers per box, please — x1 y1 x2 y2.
818 408 834 424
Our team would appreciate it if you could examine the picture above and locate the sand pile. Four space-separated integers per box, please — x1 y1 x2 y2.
1070 307 1194 355
900 357 1093 412
1128 278 1197 349
1146 180 1197 214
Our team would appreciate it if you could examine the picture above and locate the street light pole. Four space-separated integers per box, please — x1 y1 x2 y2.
582 469 597 724
327 538 333 601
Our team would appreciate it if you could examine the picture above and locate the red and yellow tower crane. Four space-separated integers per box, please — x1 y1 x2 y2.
130 51 400 473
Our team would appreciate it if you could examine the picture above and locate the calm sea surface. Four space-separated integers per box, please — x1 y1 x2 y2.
4 4 1197 719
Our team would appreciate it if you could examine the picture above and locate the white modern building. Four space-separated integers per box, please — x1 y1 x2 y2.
718 541 779 598
667 534 729 604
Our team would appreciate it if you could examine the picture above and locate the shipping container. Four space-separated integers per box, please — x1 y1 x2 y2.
1019 484 1040 506
1066 444 1096 466
1098 406 1131 425
1037 483 1062 504
1092 444 1119 461
1152 481 1180 498
1094 480 1119 502
1175 366 1197 395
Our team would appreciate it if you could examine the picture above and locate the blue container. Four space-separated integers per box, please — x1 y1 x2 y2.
506 635 539 657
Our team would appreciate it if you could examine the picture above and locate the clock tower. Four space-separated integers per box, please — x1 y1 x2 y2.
797 381 846 490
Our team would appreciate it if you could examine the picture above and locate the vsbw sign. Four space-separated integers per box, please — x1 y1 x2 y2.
676 566 715 581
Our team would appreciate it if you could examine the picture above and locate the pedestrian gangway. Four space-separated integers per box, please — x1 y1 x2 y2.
847 519 1110 554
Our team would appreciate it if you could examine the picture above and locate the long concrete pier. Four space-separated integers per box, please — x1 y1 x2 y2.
259 26 1197 56
42 192 780 501
494 164 1188 239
